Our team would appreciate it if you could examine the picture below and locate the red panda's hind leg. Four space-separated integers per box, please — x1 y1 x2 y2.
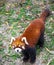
37 31 44 48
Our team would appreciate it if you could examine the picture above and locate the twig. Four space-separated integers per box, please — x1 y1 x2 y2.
45 47 54 54
47 57 54 65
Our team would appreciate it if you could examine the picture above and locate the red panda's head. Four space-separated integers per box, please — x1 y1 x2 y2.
10 37 29 53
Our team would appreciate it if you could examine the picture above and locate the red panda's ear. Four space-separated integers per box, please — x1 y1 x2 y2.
10 37 15 44
21 37 29 45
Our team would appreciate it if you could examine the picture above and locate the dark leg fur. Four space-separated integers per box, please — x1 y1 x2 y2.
22 46 36 64
28 47 36 63
22 32 44 63
37 31 44 48
22 49 29 62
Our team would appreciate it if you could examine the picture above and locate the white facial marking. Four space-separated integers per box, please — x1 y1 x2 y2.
15 48 22 53
10 37 15 44
21 37 29 45
12 45 16 49
22 46 25 49
19 45 21 47
12 46 15 49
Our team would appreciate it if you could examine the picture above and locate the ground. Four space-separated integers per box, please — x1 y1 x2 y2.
0 0 54 65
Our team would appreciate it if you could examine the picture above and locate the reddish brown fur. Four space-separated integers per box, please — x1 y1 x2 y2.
11 8 51 48
11 18 44 47
21 19 44 47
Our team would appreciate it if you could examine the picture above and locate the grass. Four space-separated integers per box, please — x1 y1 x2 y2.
0 0 54 65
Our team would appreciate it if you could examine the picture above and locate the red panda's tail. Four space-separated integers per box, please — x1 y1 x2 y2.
40 8 51 21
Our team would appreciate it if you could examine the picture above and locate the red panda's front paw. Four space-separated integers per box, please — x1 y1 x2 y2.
30 58 36 64
23 57 29 62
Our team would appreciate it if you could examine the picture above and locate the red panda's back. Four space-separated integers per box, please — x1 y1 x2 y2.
21 19 45 47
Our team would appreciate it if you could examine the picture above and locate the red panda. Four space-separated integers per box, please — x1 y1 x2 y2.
10 8 51 63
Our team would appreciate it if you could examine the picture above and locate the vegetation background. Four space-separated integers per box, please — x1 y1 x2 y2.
0 0 54 65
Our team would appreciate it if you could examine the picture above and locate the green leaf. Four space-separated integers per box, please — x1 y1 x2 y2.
10 53 21 60
49 59 54 65
11 31 16 36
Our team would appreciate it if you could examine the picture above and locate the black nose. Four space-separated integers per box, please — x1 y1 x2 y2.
17 50 19 52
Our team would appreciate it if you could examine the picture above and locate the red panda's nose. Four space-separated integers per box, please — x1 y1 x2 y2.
17 49 19 52
15 48 22 53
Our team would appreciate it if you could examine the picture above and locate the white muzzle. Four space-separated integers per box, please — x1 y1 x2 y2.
15 48 22 53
